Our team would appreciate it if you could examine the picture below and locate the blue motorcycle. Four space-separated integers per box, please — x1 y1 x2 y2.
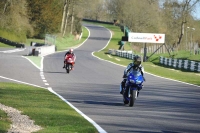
122 68 144 107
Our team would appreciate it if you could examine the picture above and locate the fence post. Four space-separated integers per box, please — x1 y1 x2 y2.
128 53 131 59
164 57 168 65
123 51 126 58
173 59 177 68
197 62 200 72
178 59 183 69
168 58 172 67
116 50 119 56
132 54 135 60
160 56 164 64
184 60 189 70
190 61 195 71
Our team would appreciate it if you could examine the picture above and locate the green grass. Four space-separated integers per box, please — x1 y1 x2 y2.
143 62 200 85
0 28 26 43
0 83 98 133
25 56 42 68
25 26 89 51
55 26 89 51
0 42 13 48
25 38 45 46
147 50 200 63
0 109 11 133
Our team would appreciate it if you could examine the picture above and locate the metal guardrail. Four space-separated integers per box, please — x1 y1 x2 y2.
160 56 200 72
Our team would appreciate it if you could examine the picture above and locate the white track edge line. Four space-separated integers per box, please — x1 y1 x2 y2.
48 87 107 133
0 76 47 89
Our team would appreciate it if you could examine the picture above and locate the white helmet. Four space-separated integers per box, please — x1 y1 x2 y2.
69 48 73 53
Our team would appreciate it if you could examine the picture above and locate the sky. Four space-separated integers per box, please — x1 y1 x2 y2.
159 0 200 20
192 6 200 20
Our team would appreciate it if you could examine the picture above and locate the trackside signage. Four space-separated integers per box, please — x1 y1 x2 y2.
128 33 165 43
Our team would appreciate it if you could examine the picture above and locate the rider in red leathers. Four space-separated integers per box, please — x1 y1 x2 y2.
63 48 76 69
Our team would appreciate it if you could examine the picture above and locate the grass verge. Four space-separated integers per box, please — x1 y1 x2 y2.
0 83 98 133
55 26 88 51
0 109 11 132
0 42 13 48
24 56 42 69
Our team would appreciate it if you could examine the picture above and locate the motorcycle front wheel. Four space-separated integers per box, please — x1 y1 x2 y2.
66 64 70 73
129 89 137 107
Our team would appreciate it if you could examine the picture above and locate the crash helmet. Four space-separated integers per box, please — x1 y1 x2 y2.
69 48 73 53
133 55 141 67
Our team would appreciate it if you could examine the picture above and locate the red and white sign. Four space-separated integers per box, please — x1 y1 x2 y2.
128 33 165 43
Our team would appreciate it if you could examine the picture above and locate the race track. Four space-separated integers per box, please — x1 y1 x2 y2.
0 24 200 133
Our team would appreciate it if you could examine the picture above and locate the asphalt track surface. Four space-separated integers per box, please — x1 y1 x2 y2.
0 24 200 133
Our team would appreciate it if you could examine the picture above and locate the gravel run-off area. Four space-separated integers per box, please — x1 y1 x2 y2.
0 103 43 133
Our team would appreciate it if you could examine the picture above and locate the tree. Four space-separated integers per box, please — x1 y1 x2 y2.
161 0 200 49
62 0 71 37
61 0 83 36
105 0 125 22
2 0 11 14
61 0 68 33
27 0 63 38
70 0 75 34
0 0 33 39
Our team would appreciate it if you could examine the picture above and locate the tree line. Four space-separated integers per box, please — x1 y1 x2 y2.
0 0 199 50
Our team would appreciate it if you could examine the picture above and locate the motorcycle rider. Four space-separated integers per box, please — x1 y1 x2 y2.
63 48 76 69
120 55 145 95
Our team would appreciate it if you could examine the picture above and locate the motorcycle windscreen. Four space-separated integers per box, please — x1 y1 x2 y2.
127 70 144 84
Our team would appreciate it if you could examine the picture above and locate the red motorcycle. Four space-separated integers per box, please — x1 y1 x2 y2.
64 54 75 73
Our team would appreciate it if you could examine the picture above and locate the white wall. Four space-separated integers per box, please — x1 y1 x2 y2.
35 45 55 56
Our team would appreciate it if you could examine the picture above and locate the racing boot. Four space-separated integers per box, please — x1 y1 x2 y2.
137 86 143 97
63 61 66 68
120 84 123 94
120 79 126 94
71 64 74 70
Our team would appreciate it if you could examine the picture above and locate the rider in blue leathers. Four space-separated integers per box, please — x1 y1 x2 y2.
120 55 145 95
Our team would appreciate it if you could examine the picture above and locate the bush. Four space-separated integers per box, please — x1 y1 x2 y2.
0 28 26 43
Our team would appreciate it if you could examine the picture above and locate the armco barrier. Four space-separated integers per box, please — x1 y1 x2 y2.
160 56 200 72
